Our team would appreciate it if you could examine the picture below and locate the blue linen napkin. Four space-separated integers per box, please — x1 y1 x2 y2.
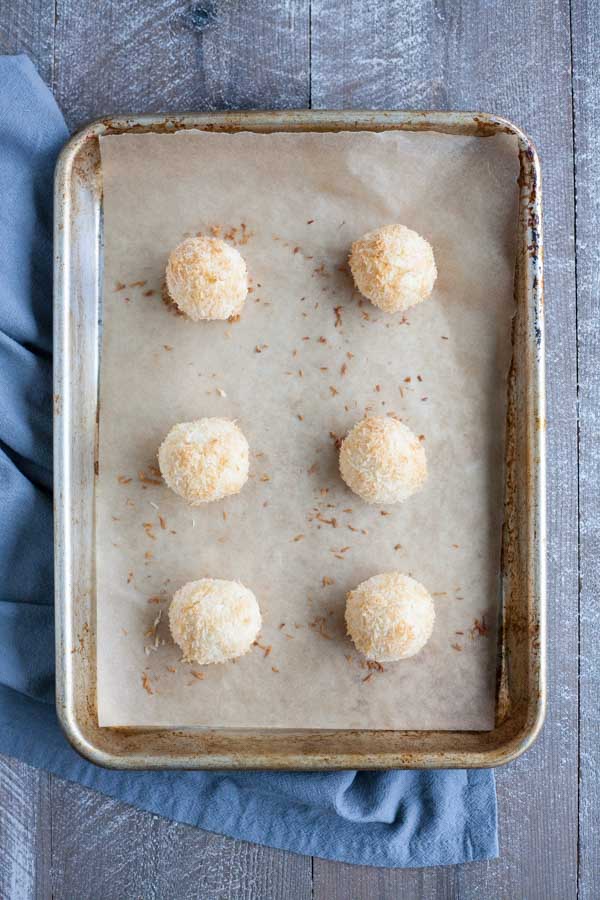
0 54 498 868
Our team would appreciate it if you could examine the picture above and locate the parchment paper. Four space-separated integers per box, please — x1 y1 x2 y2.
97 129 519 729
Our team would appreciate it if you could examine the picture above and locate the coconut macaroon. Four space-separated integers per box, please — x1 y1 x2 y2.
339 416 427 505
158 418 249 505
169 578 261 665
165 236 248 321
349 224 437 313
346 572 435 662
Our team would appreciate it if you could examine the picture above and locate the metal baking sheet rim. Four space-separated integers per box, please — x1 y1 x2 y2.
53 110 546 770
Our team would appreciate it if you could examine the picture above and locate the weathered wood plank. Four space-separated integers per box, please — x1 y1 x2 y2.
53 0 310 130
0 756 52 900
48 775 158 899
311 1 578 897
153 812 312 900
311 0 445 110
571 2 600 898
48 774 312 900
0 0 55 86
313 857 457 899
0 1 585 896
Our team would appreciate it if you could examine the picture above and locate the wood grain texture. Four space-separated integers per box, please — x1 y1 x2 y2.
0 0 591 897
0 0 55 85
311 0 579 896
47 774 312 900
52 0 310 130
438 1 579 897
311 0 446 109
571 2 600 898
0 756 51 900
313 859 457 899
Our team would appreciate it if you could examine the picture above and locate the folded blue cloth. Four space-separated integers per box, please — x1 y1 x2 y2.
0 54 498 868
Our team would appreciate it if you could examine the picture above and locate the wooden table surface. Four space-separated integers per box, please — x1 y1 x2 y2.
0 2 596 898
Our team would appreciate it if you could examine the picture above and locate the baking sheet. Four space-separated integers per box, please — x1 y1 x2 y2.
96 128 519 729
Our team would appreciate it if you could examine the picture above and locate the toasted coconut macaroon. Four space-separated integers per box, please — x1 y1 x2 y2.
165 236 248 320
169 578 261 665
158 418 249 505
349 224 436 313
339 415 427 505
346 572 435 661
